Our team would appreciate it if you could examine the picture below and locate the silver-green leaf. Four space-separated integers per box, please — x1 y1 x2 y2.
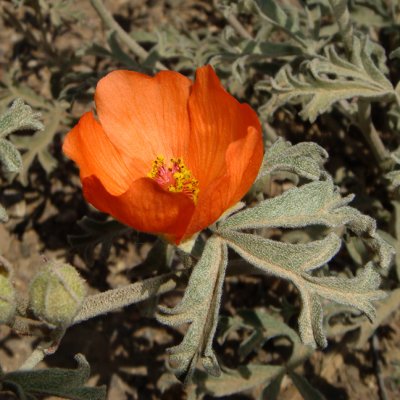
257 36 394 122
0 98 43 138
0 138 23 173
218 229 384 347
157 235 228 381
220 181 354 231
257 139 328 181
218 230 341 275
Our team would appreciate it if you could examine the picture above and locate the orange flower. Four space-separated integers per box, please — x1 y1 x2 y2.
63 66 263 244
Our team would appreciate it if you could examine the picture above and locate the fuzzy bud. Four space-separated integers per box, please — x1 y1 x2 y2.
29 261 86 327
0 272 16 324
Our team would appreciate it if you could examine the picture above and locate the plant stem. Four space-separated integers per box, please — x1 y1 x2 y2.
18 348 46 370
372 334 389 400
72 272 179 324
18 329 65 370
213 0 252 40
90 0 167 71
357 100 392 171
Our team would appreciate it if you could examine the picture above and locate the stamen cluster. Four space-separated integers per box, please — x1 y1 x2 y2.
148 156 199 203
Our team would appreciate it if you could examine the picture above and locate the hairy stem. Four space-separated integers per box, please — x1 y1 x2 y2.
18 348 46 370
90 0 167 70
9 273 179 337
18 329 65 370
357 100 392 171
72 272 179 324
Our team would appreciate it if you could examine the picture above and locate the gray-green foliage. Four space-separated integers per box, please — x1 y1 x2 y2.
157 235 228 380
257 139 328 181
0 98 43 221
215 142 392 348
1 67 67 185
257 35 395 122
157 139 393 384
0 354 106 400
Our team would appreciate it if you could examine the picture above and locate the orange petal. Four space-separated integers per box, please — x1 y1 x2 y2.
187 65 262 189
63 112 134 196
94 70 192 169
82 175 196 243
184 126 263 237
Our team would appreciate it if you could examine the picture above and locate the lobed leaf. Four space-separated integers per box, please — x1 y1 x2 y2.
220 181 354 231
157 235 228 381
257 139 328 181
0 98 43 138
218 230 341 275
257 35 394 122
221 177 394 270
218 229 385 347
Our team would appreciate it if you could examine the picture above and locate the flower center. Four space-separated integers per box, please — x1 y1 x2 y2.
148 155 199 203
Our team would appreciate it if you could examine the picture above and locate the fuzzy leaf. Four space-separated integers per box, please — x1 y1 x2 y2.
220 178 394 270
0 98 43 138
11 101 65 185
219 229 385 347
258 35 394 122
157 235 228 380
0 138 23 173
220 181 354 231
218 230 341 274
2 354 106 400
257 139 328 181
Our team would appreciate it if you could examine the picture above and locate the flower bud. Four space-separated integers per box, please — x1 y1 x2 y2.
0 272 16 324
29 261 86 327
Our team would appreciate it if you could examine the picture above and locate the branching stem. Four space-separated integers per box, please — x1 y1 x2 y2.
90 0 167 71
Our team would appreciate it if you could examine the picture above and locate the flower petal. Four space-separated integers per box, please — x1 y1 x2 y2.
184 126 263 237
63 112 134 196
188 65 262 189
95 70 192 169
82 175 196 243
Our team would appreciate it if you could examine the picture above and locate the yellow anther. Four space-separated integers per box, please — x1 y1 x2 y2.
148 155 199 203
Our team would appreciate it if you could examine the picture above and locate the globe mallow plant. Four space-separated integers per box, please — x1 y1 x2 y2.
2 66 393 388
